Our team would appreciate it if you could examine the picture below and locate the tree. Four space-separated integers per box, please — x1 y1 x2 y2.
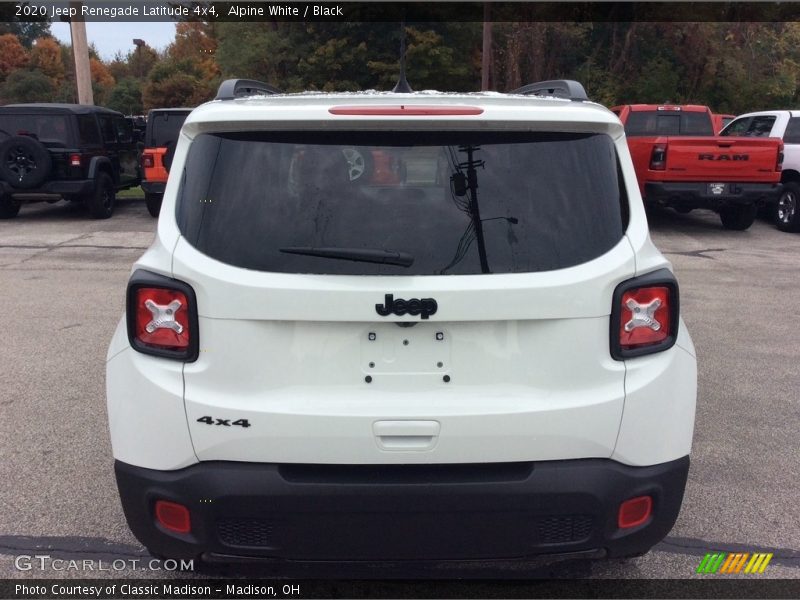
29 36 65 88
90 57 115 105
143 58 214 109
107 51 131 81
107 77 143 114
1 68 55 103
128 44 159 79
0 33 29 82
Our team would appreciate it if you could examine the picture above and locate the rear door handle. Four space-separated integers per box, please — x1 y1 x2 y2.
373 420 440 451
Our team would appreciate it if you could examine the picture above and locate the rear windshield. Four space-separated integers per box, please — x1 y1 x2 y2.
0 114 71 146
624 111 713 136
177 131 627 275
146 111 189 147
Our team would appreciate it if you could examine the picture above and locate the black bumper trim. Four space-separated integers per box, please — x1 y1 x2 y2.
645 181 781 208
1 179 94 196
141 181 166 195
115 456 690 563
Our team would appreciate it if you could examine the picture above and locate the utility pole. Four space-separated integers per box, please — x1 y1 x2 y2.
69 1 94 105
481 3 492 91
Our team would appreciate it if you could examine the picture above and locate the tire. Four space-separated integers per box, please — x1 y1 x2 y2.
0 194 21 219
145 192 162 218
674 206 693 214
775 182 800 232
719 204 756 231
0 135 52 189
85 172 116 219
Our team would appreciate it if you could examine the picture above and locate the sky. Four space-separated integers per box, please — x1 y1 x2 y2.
50 22 176 60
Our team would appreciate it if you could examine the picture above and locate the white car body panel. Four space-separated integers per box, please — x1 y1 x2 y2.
107 92 696 471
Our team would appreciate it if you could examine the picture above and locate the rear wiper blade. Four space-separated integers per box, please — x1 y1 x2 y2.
279 246 414 267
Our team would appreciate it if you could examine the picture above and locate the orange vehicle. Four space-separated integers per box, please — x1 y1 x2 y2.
141 108 192 217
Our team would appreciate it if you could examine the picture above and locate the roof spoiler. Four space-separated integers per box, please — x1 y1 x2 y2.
215 79 282 101
510 79 588 102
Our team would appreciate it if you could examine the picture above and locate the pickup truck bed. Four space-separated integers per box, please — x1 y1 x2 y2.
612 104 783 230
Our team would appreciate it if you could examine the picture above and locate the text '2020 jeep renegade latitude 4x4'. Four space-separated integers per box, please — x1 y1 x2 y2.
107 79 697 566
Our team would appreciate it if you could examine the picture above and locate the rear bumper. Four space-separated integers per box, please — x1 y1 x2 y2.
115 456 689 563
644 181 781 208
141 181 166 195
1 179 94 197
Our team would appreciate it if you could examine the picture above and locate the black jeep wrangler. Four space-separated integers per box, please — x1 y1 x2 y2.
0 104 141 219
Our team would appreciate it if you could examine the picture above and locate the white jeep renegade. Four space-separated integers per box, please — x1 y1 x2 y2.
106 79 697 564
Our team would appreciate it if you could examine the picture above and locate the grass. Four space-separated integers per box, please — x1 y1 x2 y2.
117 186 144 199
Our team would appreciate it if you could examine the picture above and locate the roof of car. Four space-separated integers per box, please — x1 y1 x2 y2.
147 108 194 115
0 103 123 116
611 104 711 112
185 91 621 132
733 109 800 118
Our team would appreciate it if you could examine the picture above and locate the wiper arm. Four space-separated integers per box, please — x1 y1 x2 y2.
279 246 414 267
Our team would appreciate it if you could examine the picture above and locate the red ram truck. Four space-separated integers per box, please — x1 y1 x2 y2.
611 104 783 230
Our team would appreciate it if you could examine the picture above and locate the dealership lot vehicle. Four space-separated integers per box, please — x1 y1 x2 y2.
0 104 141 219
611 104 783 230
104 79 697 566
140 108 192 218
720 110 800 232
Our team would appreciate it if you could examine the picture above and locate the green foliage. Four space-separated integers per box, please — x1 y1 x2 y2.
215 22 480 92
143 59 214 109
1 68 55 103
108 77 143 115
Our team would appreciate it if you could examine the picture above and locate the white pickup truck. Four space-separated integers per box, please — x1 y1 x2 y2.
721 110 800 232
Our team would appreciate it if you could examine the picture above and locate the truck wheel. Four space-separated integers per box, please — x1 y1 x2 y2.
0 194 21 219
0 135 52 189
145 192 162 218
719 204 756 231
86 172 116 219
775 182 800 232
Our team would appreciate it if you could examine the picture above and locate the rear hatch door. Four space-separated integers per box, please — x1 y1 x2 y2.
172 124 635 464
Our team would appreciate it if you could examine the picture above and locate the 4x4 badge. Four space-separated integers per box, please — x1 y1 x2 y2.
376 294 438 320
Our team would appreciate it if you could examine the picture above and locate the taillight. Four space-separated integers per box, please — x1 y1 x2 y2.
649 144 667 170
610 269 679 360
142 153 154 169
126 270 199 361
777 142 784 171
69 153 81 167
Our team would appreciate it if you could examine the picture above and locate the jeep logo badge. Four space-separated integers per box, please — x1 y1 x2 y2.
375 294 438 320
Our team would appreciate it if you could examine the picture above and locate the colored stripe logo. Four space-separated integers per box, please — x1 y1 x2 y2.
697 552 773 574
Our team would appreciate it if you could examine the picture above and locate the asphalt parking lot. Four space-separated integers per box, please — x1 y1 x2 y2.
0 197 799 584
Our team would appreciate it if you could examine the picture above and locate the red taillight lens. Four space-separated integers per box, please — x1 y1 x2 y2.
618 495 653 529
619 287 671 349
142 153 154 169
69 153 81 167
777 143 784 171
611 270 679 360
134 287 190 350
126 271 198 361
650 144 667 170
155 500 191 534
